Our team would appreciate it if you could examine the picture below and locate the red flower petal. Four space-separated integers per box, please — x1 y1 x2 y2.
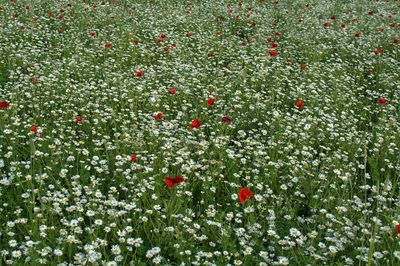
171 176 184 184
296 100 304 108
222 116 232 125
30 125 38 132
135 70 143 77
189 118 201 128
0 101 10 109
268 50 277 57
238 188 253 205
155 112 163 121
378 98 387 106
164 177 175 188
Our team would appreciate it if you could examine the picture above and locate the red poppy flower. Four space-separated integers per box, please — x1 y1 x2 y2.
394 38 399 44
171 43 177 47
323 22 329 27
168 88 177 94
300 64 307 71
155 39 162 45
241 41 247 46
163 47 169 52
396 224 400 235
31 78 39 84
187 31 193 37
354 32 361 37
250 21 256 27
76 115 82 122
374 49 379 55
132 39 140 44
89 31 97 37
227 9 234 13
340 23 347 29
330 15 336 20
189 118 201 129
271 43 278 48
30 125 38 132
130 154 137 162
296 100 304 108
238 188 253 205
266 37 273 43
135 70 143 77
207 98 215 106
105 43 111 49
368 10 374 15
155 112 163 121
160 33 168 39
273 32 281 37
222 116 232 125
390 23 395 28
268 50 277 57
0 101 10 109
164 176 184 188
378 98 387 106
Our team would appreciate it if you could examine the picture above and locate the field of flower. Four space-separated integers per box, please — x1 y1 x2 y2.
1 0 400 265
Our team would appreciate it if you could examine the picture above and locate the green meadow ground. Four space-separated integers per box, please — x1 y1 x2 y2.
1 0 400 265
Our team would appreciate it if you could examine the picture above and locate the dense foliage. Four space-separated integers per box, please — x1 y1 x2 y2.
1 0 400 265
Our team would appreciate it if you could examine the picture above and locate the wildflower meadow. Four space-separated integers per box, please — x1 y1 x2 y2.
1 0 400 265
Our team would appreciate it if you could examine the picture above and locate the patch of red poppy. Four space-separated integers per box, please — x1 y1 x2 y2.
189 118 201 129
30 125 38 132
155 112 163 121
222 116 232 125
268 50 277 57
0 101 10 109
238 188 253 205
296 100 304 108
135 70 143 77
378 98 387 106
164 176 184 188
